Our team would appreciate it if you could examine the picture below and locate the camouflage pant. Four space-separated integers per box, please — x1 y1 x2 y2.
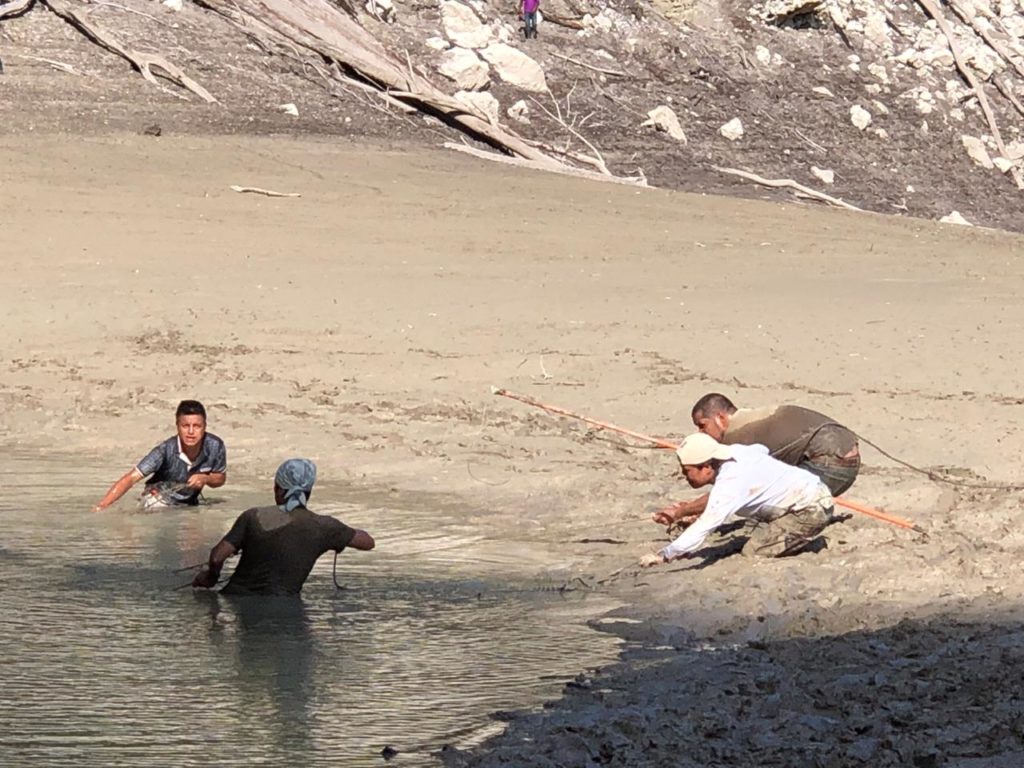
740 493 834 559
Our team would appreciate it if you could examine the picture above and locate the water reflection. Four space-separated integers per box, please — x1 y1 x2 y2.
0 454 621 766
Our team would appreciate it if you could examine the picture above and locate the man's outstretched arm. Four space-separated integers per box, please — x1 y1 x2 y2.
93 468 145 512
193 539 237 589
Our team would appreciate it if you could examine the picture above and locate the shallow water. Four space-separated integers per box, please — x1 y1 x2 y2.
0 453 621 767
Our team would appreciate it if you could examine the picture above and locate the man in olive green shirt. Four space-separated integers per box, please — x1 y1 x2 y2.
654 392 859 527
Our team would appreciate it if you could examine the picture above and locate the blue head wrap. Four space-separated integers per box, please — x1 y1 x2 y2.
275 458 317 512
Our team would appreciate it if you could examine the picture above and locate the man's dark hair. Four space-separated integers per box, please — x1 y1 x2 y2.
691 393 737 421
175 400 207 421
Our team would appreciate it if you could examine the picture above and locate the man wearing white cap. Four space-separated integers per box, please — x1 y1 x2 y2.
639 433 834 567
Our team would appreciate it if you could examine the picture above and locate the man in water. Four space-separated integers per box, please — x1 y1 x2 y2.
92 400 227 512
192 459 375 595
653 393 859 528
640 433 834 567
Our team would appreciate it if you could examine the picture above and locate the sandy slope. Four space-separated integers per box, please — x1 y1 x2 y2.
4 135 1024 764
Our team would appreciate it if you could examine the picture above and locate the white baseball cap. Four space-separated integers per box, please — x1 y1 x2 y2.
675 432 734 466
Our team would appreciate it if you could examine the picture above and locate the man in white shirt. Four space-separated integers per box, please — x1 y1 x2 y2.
640 433 834 567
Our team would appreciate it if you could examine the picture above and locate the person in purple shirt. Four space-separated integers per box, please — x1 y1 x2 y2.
521 0 539 39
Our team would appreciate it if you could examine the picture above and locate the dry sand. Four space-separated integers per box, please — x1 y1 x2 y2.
4 134 1024 765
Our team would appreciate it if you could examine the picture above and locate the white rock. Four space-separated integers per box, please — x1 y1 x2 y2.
441 0 493 49
642 105 687 143
426 37 450 51
507 99 530 124
993 157 1017 173
438 46 490 91
867 63 889 83
863 9 892 50
279 103 299 117
480 43 547 92
872 100 890 115
455 90 500 125
865 83 882 95
811 166 835 184
755 45 772 66
962 135 994 168
1005 140 1024 161
812 86 835 98
873 128 889 139
719 117 744 141
850 105 872 130
365 0 396 22
162 0 183 10
940 211 973 226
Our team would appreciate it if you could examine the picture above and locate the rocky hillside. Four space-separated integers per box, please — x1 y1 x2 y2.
2 0 1024 230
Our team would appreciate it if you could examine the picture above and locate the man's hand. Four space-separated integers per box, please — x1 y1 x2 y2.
192 566 218 589
639 552 667 568
91 504 105 513
652 501 696 527
186 473 208 490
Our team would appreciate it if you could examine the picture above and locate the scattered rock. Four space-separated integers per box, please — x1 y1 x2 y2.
162 0 183 10
850 105 872 130
755 45 772 66
142 124 162 137
642 105 686 143
438 46 490 91
940 210 973 225
811 166 835 185
365 0 396 23
993 157 1016 174
812 86 835 98
867 63 889 83
279 103 299 117
507 99 530 124
425 37 450 51
480 43 547 92
719 117 744 141
440 0 493 49
961 135 994 169
455 90 500 125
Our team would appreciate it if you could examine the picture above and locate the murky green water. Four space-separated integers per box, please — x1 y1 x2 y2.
0 453 621 766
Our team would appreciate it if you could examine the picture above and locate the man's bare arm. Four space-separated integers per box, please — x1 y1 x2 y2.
651 493 710 526
93 468 144 512
193 539 237 589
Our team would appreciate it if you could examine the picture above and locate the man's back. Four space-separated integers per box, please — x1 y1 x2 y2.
723 405 856 465
221 506 356 595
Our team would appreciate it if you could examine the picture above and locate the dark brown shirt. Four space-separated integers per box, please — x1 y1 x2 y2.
721 405 858 466
221 505 356 596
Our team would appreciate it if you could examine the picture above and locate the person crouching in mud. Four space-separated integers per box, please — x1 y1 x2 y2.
92 399 227 512
640 433 835 567
192 459 375 595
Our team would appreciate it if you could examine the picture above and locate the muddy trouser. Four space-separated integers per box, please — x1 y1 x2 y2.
740 486 834 558
799 453 860 497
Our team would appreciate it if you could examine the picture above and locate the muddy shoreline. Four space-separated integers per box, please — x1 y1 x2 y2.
4 134 1024 765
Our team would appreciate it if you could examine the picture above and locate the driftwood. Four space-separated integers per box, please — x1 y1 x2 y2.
444 142 648 187
230 185 301 197
542 12 585 30
551 52 626 77
714 166 864 211
194 0 571 170
0 0 34 19
948 0 1024 80
42 0 216 102
914 0 1024 189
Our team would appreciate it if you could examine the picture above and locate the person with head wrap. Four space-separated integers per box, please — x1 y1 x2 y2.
192 459 375 595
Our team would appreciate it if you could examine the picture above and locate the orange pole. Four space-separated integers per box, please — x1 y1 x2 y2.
492 386 926 535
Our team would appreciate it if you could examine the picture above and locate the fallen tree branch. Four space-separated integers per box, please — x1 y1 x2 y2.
89 1 171 27
0 0 34 19
195 0 570 170
444 141 648 187
541 11 584 30
230 185 301 197
14 53 82 74
42 0 216 102
714 166 864 211
948 0 1024 80
995 78 1024 118
551 52 626 77
529 93 610 174
914 0 1023 189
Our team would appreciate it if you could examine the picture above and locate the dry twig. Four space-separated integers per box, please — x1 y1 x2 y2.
551 52 626 77
714 166 863 211
230 185 301 197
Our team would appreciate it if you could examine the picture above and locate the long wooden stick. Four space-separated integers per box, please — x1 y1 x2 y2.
492 386 927 534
